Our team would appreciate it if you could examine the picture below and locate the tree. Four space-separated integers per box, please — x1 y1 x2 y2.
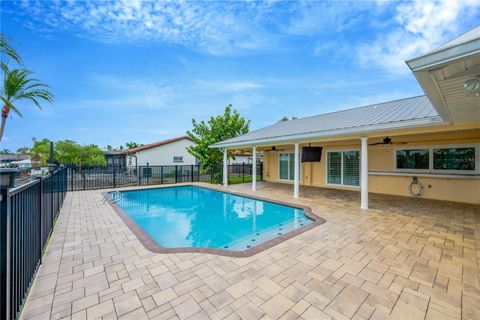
55 140 106 167
30 138 51 167
125 141 143 149
1 148 13 154
187 104 250 171
78 144 106 167
29 138 106 168
106 145 113 151
1 68 54 141
16 146 30 154
55 140 82 164
279 116 297 122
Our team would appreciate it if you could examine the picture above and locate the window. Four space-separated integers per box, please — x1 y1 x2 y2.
433 147 475 171
173 156 183 163
327 150 360 187
327 152 341 184
343 151 360 186
394 145 478 173
279 153 295 180
128 158 132 165
396 149 429 170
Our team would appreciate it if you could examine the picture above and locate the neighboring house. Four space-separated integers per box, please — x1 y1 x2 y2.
230 150 263 164
126 136 197 166
104 150 127 166
213 26 480 206
0 154 31 167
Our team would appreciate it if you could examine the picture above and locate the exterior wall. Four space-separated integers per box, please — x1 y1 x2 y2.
262 131 480 204
127 139 197 166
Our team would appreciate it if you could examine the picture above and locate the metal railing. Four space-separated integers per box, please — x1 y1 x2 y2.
1 168 67 320
66 163 263 191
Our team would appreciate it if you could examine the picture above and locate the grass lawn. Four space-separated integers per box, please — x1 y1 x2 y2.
228 175 262 184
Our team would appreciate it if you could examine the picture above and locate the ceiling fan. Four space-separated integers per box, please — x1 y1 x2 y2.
368 136 407 146
265 146 286 152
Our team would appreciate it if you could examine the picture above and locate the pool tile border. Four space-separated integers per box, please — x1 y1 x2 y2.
104 183 326 258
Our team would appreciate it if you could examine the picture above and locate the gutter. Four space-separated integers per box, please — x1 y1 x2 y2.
406 37 480 71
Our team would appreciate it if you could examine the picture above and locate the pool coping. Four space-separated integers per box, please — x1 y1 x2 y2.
104 183 326 258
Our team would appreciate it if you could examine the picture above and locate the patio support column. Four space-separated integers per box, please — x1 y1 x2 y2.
361 137 368 209
252 146 257 191
293 143 300 199
223 148 228 186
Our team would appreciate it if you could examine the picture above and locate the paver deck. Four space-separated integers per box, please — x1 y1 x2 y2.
20 182 480 320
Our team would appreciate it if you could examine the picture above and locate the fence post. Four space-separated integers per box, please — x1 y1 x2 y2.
260 162 263 181
36 177 43 264
138 166 141 186
146 163 150 185
191 165 194 183
0 187 10 320
113 165 116 188
70 167 73 191
160 166 163 184
242 163 245 182
175 165 178 184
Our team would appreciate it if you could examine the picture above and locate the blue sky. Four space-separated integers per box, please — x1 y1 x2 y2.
1 0 479 151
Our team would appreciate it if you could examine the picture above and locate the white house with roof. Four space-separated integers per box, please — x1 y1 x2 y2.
126 136 197 166
212 26 480 207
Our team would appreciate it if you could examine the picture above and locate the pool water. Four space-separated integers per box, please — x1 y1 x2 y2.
115 186 313 251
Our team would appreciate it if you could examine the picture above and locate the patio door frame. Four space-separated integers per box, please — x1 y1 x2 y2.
325 148 360 188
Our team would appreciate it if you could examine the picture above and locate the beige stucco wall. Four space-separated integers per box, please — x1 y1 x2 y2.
262 131 480 204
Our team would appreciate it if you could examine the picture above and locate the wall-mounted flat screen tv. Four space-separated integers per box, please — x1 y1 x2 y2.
302 147 322 162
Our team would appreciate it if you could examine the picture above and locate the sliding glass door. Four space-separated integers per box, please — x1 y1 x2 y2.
279 153 295 180
327 150 360 187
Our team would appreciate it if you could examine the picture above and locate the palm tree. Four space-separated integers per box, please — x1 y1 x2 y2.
0 68 54 141
16 146 30 155
1 33 23 71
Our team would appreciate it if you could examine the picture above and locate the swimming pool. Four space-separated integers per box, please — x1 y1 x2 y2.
109 185 321 255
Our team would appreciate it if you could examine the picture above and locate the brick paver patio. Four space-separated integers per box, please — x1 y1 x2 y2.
20 182 479 320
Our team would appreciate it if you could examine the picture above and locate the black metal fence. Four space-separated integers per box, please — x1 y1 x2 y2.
66 163 262 191
1 168 67 320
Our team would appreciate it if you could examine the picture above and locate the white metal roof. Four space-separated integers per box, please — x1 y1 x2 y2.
212 96 444 148
437 25 480 51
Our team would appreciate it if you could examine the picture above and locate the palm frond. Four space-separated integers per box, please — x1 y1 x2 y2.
2 67 54 113
8 104 23 117
0 33 23 65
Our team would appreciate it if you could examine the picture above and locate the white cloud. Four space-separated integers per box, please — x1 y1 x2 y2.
357 0 480 75
15 0 284 55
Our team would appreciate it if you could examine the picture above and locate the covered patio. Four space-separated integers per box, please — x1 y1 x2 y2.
20 182 479 320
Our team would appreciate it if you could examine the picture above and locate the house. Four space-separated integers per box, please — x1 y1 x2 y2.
212 26 480 207
126 136 197 166
103 150 127 166
0 154 31 167
230 150 263 164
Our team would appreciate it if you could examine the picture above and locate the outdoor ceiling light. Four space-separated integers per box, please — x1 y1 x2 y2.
463 78 480 97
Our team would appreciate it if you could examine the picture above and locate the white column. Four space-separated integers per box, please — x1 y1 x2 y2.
223 148 228 186
252 146 257 191
294 143 300 198
360 137 368 209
